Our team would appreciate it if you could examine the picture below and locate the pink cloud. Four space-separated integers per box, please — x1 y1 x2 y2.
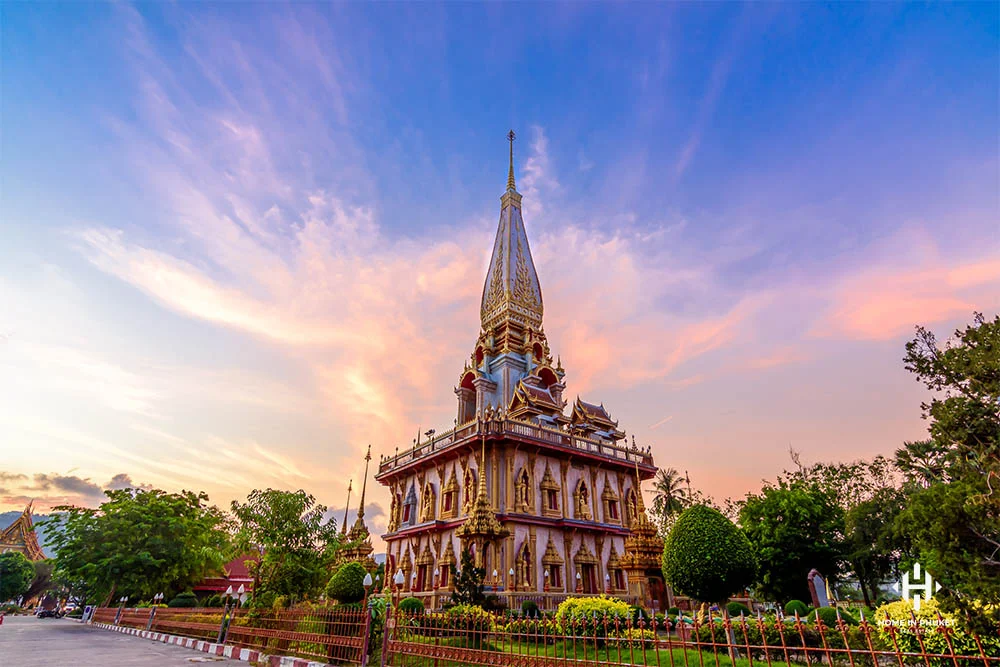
815 254 1000 341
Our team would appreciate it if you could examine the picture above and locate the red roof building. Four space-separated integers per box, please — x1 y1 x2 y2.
193 556 255 595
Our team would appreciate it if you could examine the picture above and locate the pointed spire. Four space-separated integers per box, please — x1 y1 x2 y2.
341 479 352 535
506 130 517 192
456 418 509 545
356 444 372 521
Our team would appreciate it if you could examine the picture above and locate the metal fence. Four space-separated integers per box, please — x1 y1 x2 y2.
384 609 1000 667
94 605 372 665
92 605 1000 667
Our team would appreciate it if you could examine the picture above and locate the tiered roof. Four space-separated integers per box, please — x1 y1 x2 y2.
0 501 45 561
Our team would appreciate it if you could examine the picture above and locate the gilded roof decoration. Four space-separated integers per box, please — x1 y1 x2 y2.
541 537 563 565
456 436 509 544
479 152 543 330
0 501 45 562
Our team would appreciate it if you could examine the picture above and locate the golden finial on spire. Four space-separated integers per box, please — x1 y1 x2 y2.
356 444 372 520
341 479 352 535
506 129 516 192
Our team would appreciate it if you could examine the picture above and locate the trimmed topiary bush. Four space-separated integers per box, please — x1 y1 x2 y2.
521 599 540 618
167 591 198 608
812 606 856 626
662 505 757 603
326 562 367 603
398 597 425 614
667 606 680 615
203 594 223 608
726 601 751 617
783 599 809 617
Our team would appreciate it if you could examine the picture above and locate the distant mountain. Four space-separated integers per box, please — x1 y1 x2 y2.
0 511 57 558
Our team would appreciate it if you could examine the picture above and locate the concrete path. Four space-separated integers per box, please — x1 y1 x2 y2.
0 615 237 666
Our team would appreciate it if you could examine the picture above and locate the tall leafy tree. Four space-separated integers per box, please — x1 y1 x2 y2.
894 313 999 628
231 488 341 604
738 482 844 603
844 485 908 607
0 551 35 603
779 451 910 601
40 489 231 606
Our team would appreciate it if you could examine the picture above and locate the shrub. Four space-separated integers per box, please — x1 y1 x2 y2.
783 599 809 617
556 595 633 640
398 597 425 614
325 562 367 604
167 591 198 608
250 590 276 609
521 599 540 618
668 606 681 615
445 604 494 629
875 598 1000 659
203 594 223 608
812 606 856 626
630 604 650 625
482 594 507 614
726 601 751 617
663 505 757 603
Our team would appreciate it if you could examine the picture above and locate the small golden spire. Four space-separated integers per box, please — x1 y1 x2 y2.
341 479 352 535
506 130 516 192
356 444 371 521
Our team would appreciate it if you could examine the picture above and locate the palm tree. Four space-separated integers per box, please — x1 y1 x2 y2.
649 467 687 533
894 439 948 486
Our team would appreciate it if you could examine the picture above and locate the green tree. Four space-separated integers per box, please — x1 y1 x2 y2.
0 551 35 602
894 439 949 485
662 505 757 604
326 562 367 603
738 482 843 603
23 559 56 603
41 489 231 606
649 468 688 534
231 488 341 605
844 486 908 607
782 450 897 513
894 313 1000 629
450 551 486 607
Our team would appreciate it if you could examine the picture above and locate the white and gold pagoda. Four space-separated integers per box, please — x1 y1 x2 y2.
375 132 664 610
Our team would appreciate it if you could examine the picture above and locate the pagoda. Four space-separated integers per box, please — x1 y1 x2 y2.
338 445 378 571
0 501 46 561
375 131 664 610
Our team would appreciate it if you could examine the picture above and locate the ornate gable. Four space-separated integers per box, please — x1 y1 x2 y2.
0 502 45 561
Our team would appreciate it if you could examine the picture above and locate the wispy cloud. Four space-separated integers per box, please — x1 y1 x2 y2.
650 415 674 430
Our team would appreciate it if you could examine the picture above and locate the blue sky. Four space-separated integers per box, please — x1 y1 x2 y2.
1 2 997 543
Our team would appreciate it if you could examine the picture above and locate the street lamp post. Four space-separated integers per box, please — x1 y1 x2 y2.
146 593 163 631
217 586 236 644
362 573 373 609
114 596 127 626
393 570 404 607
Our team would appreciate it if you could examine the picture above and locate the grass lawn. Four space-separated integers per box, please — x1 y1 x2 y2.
383 633 762 667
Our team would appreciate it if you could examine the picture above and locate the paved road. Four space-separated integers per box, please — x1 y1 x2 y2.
0 615 237 666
